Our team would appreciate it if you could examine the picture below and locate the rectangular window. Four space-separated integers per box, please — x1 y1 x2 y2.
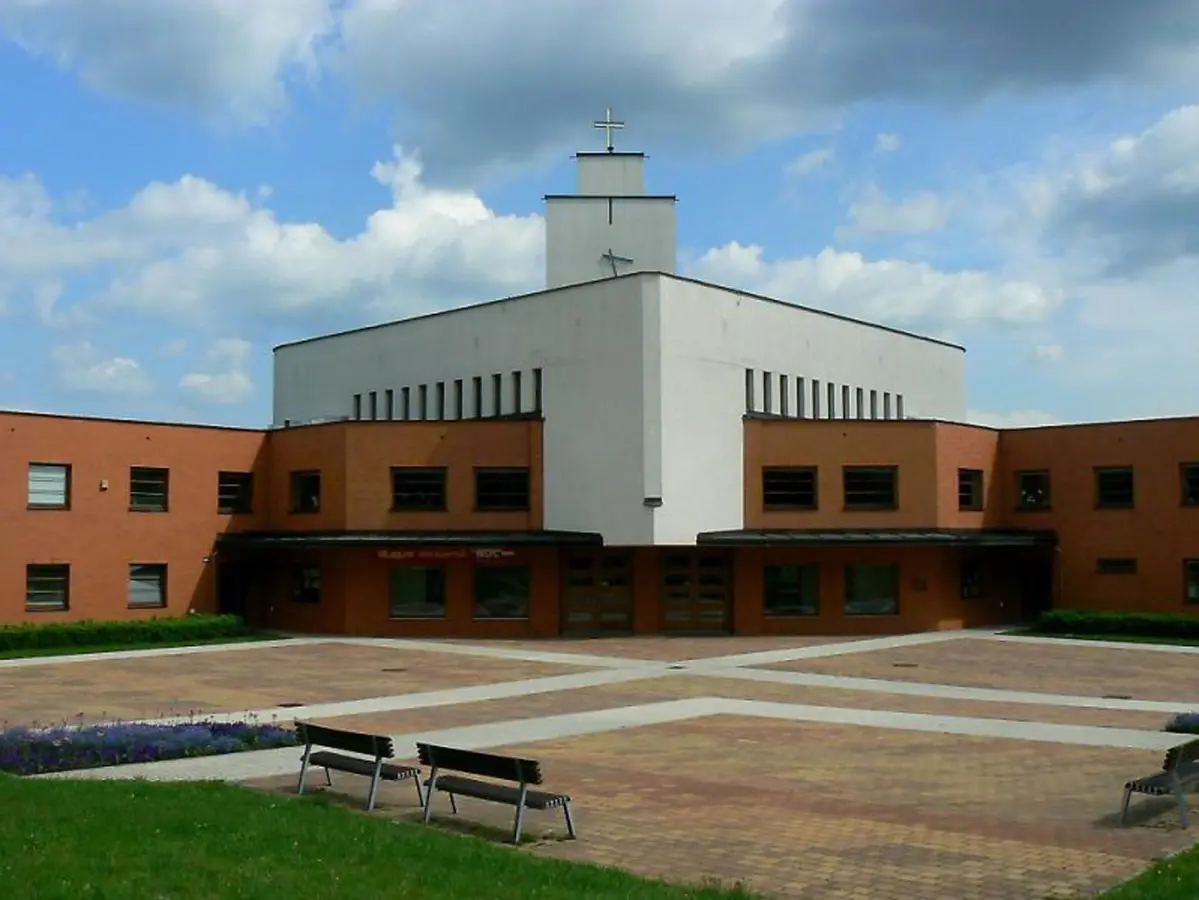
843 466 898 510
957 468 984 511
883 392 892 419
384 388 395 420
472 376 483 418
855 387 864 420
779 374 789 417
896 394 905 419
811 379 821 418
762 467 817 510
1182 464 1199 506
475 467 530 511
453 379 464 419
960 562 983 599
217 471 253 514
391 467 447 511
1095 466 1135 509
128 563 167 609
1016 470 1051 511
841 385 851 420
474 566 531 619
290 470 321 513
28 462 70 509
1186 560 1199 606
845 563 898 616
352 393 362 420
1097 558 1138 575
762 371 773 414
435 381 446 419
512 370 523 414
827 382 836 419
26 564 69 612
401 387 411 420
293 566 321 603
368 391 378 420
389 566 447 618
745 368 755 412
129 466 169 512
533 367 543 413
418 384 429 420
492 373 502 416
764 564 819 617
870 390 878 420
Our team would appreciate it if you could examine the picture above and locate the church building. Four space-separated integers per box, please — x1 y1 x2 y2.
3 112 1198 636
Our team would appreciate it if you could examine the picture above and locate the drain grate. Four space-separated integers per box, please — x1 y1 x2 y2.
667 665 686 670
381 667 408 673
892 662 919 668
277 702 305 708
1103 693 1133 700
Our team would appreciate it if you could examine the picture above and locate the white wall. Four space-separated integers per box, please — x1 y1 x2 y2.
576 154 646 194
545 197 676 289
272 278 656 544
652 277 967 543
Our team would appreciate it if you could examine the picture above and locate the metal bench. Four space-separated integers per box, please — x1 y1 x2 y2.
295 721 424 812
1120 737 1199 827
416 742 576 844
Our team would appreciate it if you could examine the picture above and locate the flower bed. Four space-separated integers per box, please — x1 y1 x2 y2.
0 718 298 776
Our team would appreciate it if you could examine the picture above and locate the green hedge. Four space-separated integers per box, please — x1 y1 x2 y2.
0 614 254 652
1033 609 1199 639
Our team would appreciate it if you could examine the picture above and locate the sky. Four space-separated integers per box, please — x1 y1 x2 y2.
1 0 1199 430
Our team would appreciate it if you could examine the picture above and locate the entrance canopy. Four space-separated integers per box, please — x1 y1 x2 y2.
695 528 1058 548
216 529 604 550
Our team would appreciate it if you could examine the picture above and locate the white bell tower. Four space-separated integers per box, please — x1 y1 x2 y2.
544 108 678 289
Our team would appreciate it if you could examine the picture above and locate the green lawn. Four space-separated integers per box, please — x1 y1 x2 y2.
0 776 758 900
1096 847 1199 899
0 632 284 660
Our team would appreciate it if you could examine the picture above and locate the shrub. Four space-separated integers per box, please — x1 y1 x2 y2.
0 613 254 652
1032 609 1199 640
1164 713 1199 735
0 717 297 775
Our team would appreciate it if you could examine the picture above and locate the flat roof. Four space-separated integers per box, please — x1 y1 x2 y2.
273 271 965 352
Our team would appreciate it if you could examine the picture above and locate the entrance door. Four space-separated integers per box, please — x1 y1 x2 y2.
660 551 732 634
561 551 634 635
1019 555 1054 622
217 561 252 618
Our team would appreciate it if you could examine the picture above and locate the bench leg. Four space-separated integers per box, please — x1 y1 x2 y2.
366 758 384 812
448 793 458 815
511 783 529 844
296 744 313 797
1120 787 1133 826
561 799 577 839
411 771 426 809
422 768 439 824
324 767 333 786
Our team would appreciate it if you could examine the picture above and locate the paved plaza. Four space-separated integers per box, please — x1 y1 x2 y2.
8 629 1199 899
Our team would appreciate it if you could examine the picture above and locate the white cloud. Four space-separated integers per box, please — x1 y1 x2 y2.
689 242 1059 333
874 132 902 154
51 342 152 396
785 146 835 177
839 184 950 237
159 339 189 357
1033 343 1064 363
0 0 335 125
179 338 254 405
967 408 1059 429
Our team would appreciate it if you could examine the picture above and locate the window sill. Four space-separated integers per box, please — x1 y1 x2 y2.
843 611 901 617
218 510 254 516
1014 507 1051 514
842 506 899 512
24 605 68 613
27 504 70 511
472 615 530 622
288 509 321 515
129 507 170 513
127 604 167 610
388 615 447 621
764 612 820 619
389 507 448 514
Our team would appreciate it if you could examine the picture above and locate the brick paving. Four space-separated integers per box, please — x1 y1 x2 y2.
245 717 1195 900
769 636 1199 703
0 643 583 726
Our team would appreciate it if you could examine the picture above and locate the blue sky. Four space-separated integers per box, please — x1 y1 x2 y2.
2 0 1199 429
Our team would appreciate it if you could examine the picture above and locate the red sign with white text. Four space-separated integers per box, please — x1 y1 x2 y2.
377 548 518 564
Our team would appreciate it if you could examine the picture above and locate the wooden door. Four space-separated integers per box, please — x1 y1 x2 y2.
561 551 634 635
660 551 732 633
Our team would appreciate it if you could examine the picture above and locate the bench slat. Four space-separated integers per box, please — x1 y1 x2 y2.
308 751 418 782
297 721 393 759
431 774 569 810
417 742 541 785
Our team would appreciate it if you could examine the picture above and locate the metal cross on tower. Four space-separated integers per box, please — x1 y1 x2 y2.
593 107 625 152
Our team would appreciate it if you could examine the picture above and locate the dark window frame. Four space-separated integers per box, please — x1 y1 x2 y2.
27 461 71 510
957 468 984 511
1096 558 1138 575
1095 466 1135 510
129 466 170 512
473 565 532 620
960 561 983 599
763 563 820 617
1186 559 1199 606
844 563 900 616
1015 469 1051 511
388 565 448 619
762 466 818 510
391 467 448 512
293 565 322 603
289 470 322 514
128 563 167 609
217 470 254 514
25 563 70 612
1180 463 1199 507
475 467 531 512
842 466 898 511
